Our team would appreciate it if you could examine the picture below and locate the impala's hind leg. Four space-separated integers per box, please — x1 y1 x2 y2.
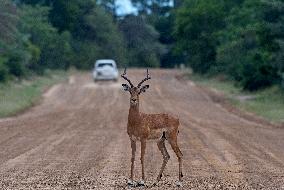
156 133 170 183
168 133 183 184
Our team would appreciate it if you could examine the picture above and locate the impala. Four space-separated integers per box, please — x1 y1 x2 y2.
121 68 183 187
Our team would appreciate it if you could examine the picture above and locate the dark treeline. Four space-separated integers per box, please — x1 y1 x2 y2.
175 0 284 91
0 0 128 78
0 0 283 91
0 0 172 81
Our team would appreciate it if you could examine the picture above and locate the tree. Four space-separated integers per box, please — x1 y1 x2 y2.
0 0 30 79
72 6 127 69
0 0 18 44
0 57 9 82
97 0 117 17
174 0 182 8
0 0 130 82
48 0 95 33
174 0 226 73
131 0 172 15
261 0 284 89
20 5 73 72
216 0 283 90
119 15 164 67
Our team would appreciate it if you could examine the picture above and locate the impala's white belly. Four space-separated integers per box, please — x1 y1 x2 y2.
130 128 166 142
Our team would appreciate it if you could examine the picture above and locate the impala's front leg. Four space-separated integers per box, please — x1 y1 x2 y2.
138 139 146 186
128 139 136 187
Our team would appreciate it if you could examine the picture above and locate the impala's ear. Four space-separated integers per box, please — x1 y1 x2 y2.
122 84 130 91
139 85 149 94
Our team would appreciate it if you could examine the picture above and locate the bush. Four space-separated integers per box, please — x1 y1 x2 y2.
281 73 284 90
239 53 277 91
215 0 281 91
0 58 9 82
26 42 41 73
6 52 27 77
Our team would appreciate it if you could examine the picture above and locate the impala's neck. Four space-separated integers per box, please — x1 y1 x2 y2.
129 104 139 115
128 104 140 123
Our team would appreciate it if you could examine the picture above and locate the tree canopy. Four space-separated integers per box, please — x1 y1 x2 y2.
0 0 283 91
174 0 284 90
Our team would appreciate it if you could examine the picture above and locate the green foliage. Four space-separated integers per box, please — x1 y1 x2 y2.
174 0 182 8
48 0 95 33
216 0 283 90
97 0 117 17
48 0 127 69
189 73 284 122
26 41 41 71
1 0 282 92
130 1 177 68
81 6 127 67
261 0 284 89
0 0 30 79
20 5 74 72
0 0 18 44
18 0 46 5
119 15 163 67
72 41 99 70
0 70 67 117
131 0 172 15
175 0 226 73
6 51 27 77
1 0 172 81
281 73 284 90
175 0 284 91
1 0 77 80
0 58 9 82
148 13 183 68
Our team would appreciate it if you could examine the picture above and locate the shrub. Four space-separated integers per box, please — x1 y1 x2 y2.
6 52 27 77
0 58 9 82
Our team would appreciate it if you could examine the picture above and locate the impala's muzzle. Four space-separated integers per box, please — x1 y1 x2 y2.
130 98 138 105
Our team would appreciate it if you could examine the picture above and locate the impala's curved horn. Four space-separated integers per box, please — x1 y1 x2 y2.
121 68 134 87
137 69 151 88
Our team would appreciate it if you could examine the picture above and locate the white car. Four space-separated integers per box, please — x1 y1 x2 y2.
93 59 119 82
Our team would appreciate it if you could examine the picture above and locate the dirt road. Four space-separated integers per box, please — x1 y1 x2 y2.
0 69 283 189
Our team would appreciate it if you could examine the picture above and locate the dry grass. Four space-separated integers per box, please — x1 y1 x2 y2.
0 70 67 118
188 74 284 123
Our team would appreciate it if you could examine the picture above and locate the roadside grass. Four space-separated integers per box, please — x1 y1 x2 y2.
187 73 284 123
0 70 68 118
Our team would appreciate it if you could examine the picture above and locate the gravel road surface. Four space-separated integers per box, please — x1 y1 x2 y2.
0 69 283 189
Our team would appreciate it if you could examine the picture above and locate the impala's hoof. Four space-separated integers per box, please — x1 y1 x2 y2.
127 179 136 187
176 181 182 187
137 180 145 187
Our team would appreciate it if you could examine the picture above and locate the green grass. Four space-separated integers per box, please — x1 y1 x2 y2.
0 70 67 118
187 73 284 123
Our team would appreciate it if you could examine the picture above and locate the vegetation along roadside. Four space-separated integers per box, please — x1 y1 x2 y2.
0 70 67 118
186 73 284 125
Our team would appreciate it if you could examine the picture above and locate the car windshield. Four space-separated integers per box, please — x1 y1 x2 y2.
97 63 113 68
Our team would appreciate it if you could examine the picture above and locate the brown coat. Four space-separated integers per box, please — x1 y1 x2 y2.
121 69 183 184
